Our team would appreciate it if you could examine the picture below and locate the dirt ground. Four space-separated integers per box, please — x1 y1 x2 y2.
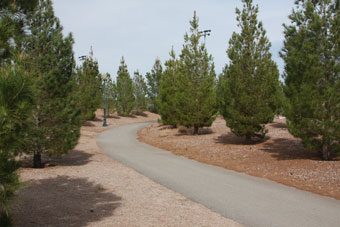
11 110 240 227
139 116 340 200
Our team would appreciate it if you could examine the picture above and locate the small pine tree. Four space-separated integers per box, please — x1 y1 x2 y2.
216 72 227 115
133 71 147 114
146 58 163 113
0 60 33 224
105 73 116 117
23 0 81 168
158 48 180 127
221 0 281 143
177 11 217 135
281 0 340 160
75 49 102 122
116 57 135 116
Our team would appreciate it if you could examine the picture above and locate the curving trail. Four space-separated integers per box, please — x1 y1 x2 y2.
97 122 340 227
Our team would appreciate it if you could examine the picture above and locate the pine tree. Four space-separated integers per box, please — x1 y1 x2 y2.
0 59 33 224
221 0 280 143
75 49 102 122
216 72 227 114
133 70 147 114
177 12 217 135
105 73 116 117
23 0 81 168
0 1 37 223
158 48 180 127
146 58 163 113
0 0 38 63
281 0 340 160
116 57 134 116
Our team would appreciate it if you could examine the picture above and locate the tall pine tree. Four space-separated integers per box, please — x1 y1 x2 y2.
75 49 102 122
146 58 163 113
133 70 147 114
23 0 81 168
221 0 280 142
0 1 37 223
158 47 180 127
116 57 135 116
177 12 217 135
281 0 340 160
0 59 33 225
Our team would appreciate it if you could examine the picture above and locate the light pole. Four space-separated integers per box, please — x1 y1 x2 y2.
102 74 108 127
78 55 87 61
199 29 211 43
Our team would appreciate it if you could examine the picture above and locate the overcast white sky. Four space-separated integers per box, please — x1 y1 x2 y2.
53 0 295 78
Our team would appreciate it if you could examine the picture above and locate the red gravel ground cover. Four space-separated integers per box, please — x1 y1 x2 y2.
139 116 340 200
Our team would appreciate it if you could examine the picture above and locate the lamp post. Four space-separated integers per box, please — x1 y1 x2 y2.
199 29 211 43
102 73 108 127
78 55 87 61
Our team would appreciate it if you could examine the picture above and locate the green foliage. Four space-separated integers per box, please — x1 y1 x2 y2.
116 57 135 116
216 73 226 114
105 73 117 117
133 71 147 114
23 0 81 167
221 0 281 142
158 48 180 127
176 12 217 134
281 0 340 160
0 61 33 225
0 0 38 63
75 51 102 122
146 58 163 113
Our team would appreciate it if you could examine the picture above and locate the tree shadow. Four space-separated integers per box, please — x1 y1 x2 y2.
12 176 121 227
92 117 102 122
270 122 287 129
117 114 137 118
135 112 148 117
50 150 94 166
215 132 269 145
20 150 94 168
83 121 96 127
159 125 176 130
260 138 321 160
107 115 120 119
175 127 214 136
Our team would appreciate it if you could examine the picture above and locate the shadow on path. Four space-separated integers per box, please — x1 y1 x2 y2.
12 176 121 227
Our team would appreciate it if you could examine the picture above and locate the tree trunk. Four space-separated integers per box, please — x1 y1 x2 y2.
321 144 332 161
33 152 43 168
245 134 252 144
193 126 199 135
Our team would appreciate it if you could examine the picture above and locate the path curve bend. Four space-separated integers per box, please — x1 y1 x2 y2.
96 122 340 227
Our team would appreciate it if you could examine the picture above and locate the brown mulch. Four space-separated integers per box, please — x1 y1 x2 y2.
138 116 340 200
11 110 240 227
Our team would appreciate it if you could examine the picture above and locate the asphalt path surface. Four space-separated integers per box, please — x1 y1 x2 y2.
96 122 340 227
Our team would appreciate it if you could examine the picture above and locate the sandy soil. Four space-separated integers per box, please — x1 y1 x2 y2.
11 110 240 227
139 116 340 200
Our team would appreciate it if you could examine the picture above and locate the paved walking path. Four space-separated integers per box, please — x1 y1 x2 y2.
96 122 340 227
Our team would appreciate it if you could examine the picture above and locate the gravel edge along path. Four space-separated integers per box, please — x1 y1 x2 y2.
11 110 241 227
